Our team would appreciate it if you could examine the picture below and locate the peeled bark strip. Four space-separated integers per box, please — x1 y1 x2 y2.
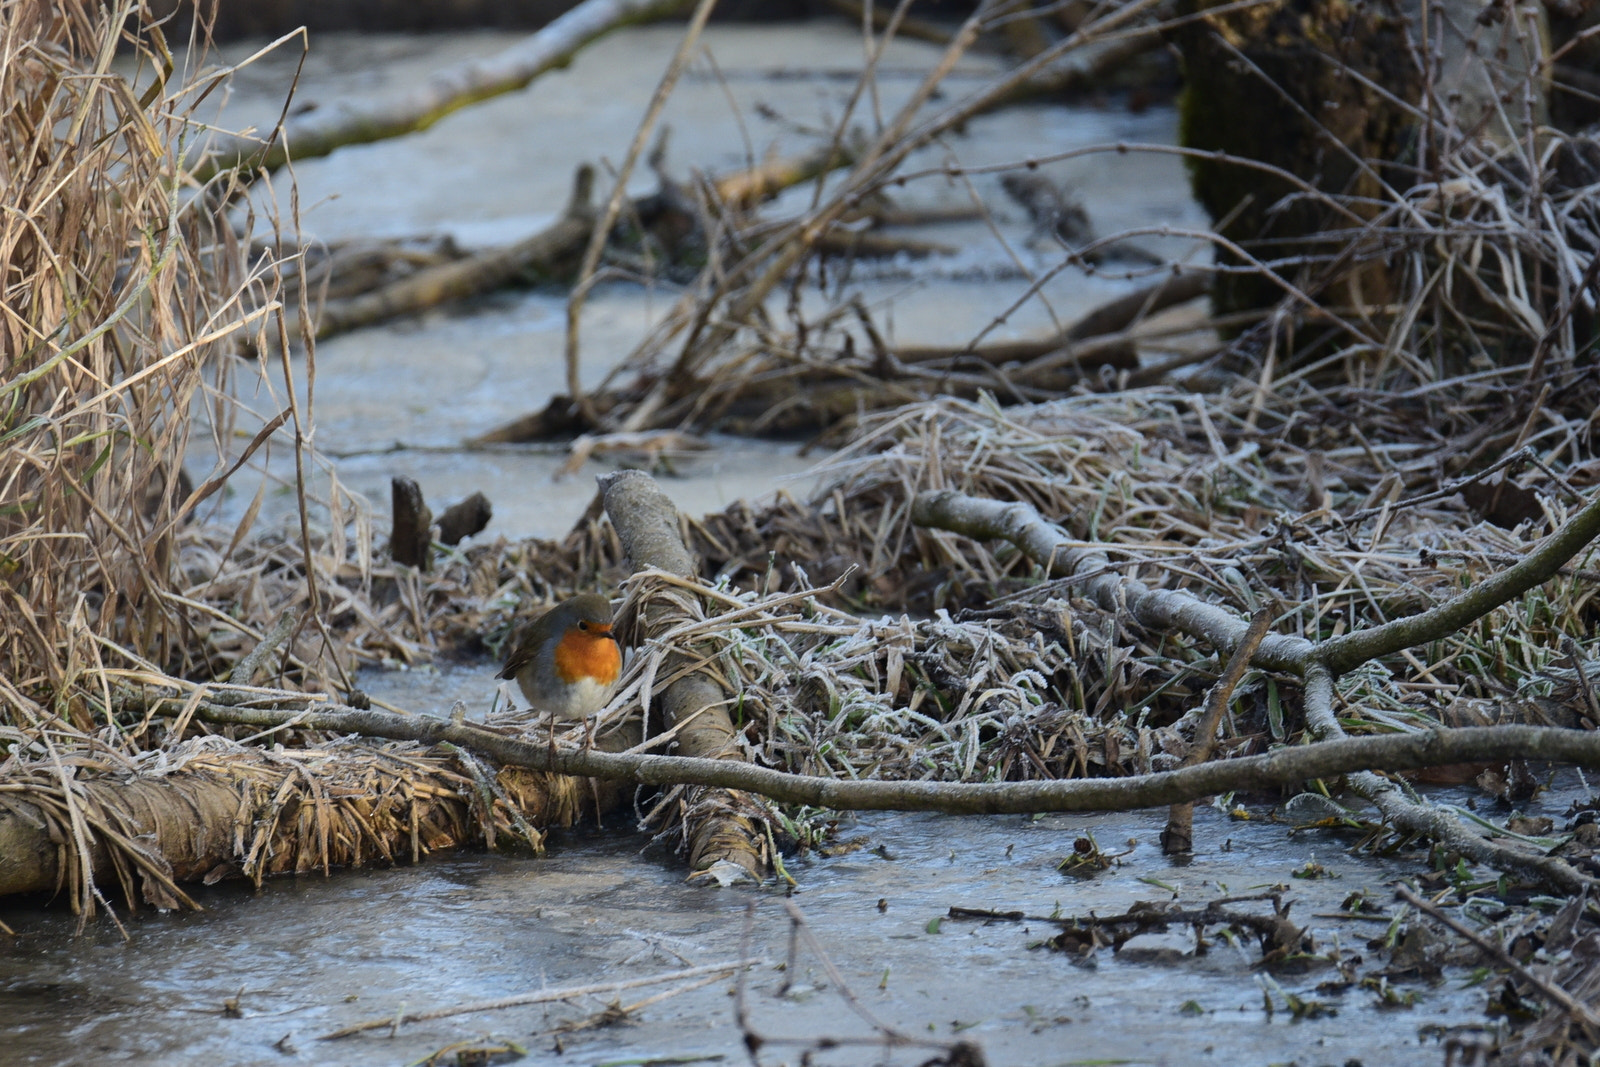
599 469 767 881
187 0 692 181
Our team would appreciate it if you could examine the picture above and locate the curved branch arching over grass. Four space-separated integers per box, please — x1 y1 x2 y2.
909 487 1600 894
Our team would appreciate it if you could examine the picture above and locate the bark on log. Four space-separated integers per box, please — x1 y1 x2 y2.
599 469 767 881
187 0 692 181
1175 0 1423 316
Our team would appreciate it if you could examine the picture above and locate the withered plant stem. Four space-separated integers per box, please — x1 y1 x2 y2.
1163 605 1274 854
565 0 719 425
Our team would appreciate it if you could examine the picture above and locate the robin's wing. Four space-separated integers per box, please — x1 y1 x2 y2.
497 603 558 679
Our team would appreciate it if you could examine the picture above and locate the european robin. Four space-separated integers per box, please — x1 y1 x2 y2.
496 593 623 719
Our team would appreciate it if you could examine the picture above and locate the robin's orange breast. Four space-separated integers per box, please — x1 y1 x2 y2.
553 629 622 688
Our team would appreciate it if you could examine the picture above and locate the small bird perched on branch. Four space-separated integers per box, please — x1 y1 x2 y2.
497 593 622 719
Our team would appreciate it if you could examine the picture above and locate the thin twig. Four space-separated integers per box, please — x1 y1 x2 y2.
320 959 759 1039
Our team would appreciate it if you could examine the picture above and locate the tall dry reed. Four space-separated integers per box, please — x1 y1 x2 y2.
0 1 319 727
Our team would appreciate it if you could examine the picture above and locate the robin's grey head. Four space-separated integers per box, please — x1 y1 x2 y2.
560 593 615 636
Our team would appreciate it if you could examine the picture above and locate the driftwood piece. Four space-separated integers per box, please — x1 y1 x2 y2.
311 166 595 341
709 143 860 213
701 272 1210 433
187 0 692 181
468 392 619 445
684 273 1215 432
599 469 767 881
437 491 493 546
280 143 855 346
229 608 302 686
271 236 465 307
893 271 1211 366
468 272 1210 444
390 476 433 570
560 0 1188 441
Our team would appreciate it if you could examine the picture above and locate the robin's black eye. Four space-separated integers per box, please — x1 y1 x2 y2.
578 620 589 631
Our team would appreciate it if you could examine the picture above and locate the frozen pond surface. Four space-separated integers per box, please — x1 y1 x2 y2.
1 794 1498 1066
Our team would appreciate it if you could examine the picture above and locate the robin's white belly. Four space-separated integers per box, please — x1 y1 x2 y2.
523 675 615 720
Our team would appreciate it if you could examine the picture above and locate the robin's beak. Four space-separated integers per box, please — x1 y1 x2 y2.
593 625 618 642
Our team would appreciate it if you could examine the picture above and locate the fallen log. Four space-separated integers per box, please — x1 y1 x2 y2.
187 0 693 181
272 235 465 306
300 141 862 343
599 469 768 881
0 737 623 913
